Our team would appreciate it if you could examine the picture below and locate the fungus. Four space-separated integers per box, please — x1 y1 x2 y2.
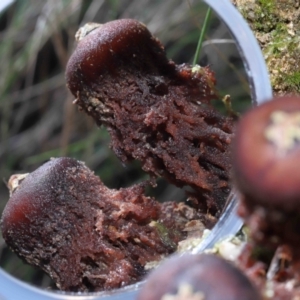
1 157 202 292
1 18 236 293
232 96 300 250
137 253 261 300
232 96 300 297
66 19 235 216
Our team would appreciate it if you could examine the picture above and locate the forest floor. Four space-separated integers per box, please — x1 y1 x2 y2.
233 0 300 94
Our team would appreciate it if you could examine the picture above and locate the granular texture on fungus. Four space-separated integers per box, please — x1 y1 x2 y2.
1 157 203 292
1 19 236 293
66 19 235 217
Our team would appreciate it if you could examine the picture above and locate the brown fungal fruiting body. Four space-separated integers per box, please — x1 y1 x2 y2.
66 19 234 216
1 157 200 292
233 96 300 249
232 96 300 298
137 253 261 300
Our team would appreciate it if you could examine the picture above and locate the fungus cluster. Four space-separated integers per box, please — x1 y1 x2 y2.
2 15 300 299
1 19 235 292
3 16 300 299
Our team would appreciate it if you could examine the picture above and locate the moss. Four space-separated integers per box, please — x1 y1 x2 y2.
264 24 300 93
232 0 300 95
253 0 276 31
257 0 274 11
264 24 288 57
232 0 278 33
284 71 300 92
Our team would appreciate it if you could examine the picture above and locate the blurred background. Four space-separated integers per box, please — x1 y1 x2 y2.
0 0 251 289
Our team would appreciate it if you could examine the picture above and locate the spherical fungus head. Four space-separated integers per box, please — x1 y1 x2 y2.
233 96 300 211
137 253 261 300
1 157 86 256
65 19 172 96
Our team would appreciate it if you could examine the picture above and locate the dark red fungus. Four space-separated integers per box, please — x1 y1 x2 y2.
137 253 261 300
233 96 300 249
1 157 201 292
65 19 235 216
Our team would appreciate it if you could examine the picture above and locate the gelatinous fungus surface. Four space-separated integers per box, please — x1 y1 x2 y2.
66 19 235 216
137 253 261 300
1 157 201 292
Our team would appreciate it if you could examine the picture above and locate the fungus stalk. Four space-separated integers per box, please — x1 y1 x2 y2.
66 19 235 216
232 96 300 298
1 157 203 292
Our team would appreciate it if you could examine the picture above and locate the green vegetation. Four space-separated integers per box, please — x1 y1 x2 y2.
234 0 300 94
193 7 212 66
253 0 276 31
284 71 300 93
